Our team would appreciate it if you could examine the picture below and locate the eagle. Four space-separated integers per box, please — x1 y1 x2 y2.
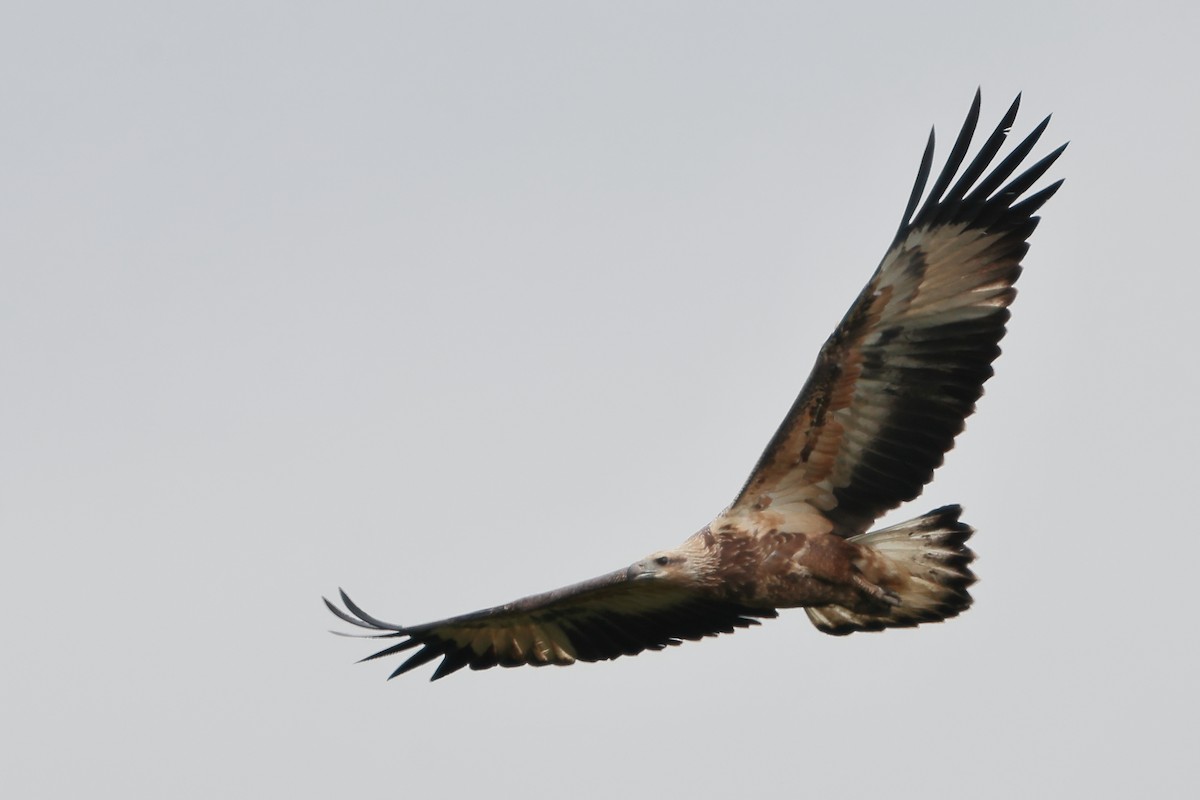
326 91 1065 681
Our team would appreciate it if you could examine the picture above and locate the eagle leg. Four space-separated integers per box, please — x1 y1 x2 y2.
852 574 902 608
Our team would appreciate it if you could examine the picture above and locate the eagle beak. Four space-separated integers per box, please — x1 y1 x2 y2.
628 562 653 580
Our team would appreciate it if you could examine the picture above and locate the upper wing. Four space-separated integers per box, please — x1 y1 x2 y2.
325 573 776 681
724 92 1065 537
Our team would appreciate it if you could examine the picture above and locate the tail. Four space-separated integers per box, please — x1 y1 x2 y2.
807 505 976 635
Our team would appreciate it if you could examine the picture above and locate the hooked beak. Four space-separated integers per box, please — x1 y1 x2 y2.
627 561 656 580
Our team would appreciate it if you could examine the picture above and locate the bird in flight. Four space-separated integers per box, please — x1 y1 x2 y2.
326 91 1065 681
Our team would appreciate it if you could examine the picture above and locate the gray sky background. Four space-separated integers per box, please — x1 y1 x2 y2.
4 2 1198 797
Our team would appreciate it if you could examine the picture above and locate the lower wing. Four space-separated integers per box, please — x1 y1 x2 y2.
325 571 776 681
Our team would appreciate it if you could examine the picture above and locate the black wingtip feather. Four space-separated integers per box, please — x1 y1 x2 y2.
911 90 981 228
962 114 1052 208
324 595 378 630
897 94 1063 246
429 648 473 681
338 589 405 632
391 643 448 679
993 142 1068 206
941 94 1021 211
899 128 936 237
1008 178 1064 219
359 637 422 663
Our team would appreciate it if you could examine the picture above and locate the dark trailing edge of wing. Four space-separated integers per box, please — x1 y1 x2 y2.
325 583 778 681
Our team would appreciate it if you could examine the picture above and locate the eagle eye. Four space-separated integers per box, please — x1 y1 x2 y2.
654 556 670 566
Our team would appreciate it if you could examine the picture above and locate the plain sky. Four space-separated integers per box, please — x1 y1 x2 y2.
4 2 1198 798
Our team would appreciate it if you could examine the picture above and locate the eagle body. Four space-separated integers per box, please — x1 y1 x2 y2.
640 503 974 627
661 525 879 611
326 92 1065 680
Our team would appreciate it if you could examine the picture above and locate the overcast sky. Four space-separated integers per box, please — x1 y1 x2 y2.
4 2 1198 798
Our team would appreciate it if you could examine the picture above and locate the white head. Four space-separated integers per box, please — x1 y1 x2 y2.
627 545 709 584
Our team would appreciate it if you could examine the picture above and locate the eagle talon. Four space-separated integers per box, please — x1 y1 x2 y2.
853 574 903 607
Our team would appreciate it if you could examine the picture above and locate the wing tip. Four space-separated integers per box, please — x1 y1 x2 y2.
899 91 1065 241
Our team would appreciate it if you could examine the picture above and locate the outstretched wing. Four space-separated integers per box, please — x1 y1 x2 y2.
724 92 1065 537
325 573 776 681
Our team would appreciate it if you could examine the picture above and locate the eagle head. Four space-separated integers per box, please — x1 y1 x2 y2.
628 542 713 585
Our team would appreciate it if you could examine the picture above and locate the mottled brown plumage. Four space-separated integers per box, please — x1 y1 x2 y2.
326 91 1064 680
